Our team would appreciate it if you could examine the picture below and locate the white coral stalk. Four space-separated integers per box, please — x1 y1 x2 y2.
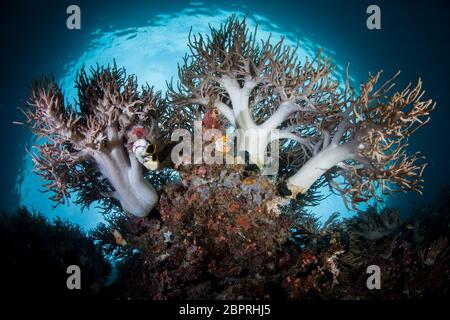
23 65 165 217
169 15 435 207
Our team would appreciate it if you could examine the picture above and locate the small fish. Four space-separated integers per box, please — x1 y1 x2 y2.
133 139 159 171
405 224 414 230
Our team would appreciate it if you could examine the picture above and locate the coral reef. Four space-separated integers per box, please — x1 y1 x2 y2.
96 164 296 299
17 15 444 300
4 176 448 300
93 168 450 299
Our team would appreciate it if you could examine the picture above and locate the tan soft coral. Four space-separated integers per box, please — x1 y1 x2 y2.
169 15 435 209
22 64 168 217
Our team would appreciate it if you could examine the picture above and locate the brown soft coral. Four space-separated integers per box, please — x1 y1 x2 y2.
22 64 167 216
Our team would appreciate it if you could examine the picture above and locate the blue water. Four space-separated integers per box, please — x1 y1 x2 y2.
1 0 449 230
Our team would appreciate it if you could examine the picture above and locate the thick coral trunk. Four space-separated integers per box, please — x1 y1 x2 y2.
235 129 271 166
94 146 158 217
287 144 354 196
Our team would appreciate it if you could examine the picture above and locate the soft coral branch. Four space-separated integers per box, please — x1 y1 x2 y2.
23 65 166 217
168 15 335 165
168 15 435 207
287 71 435 207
